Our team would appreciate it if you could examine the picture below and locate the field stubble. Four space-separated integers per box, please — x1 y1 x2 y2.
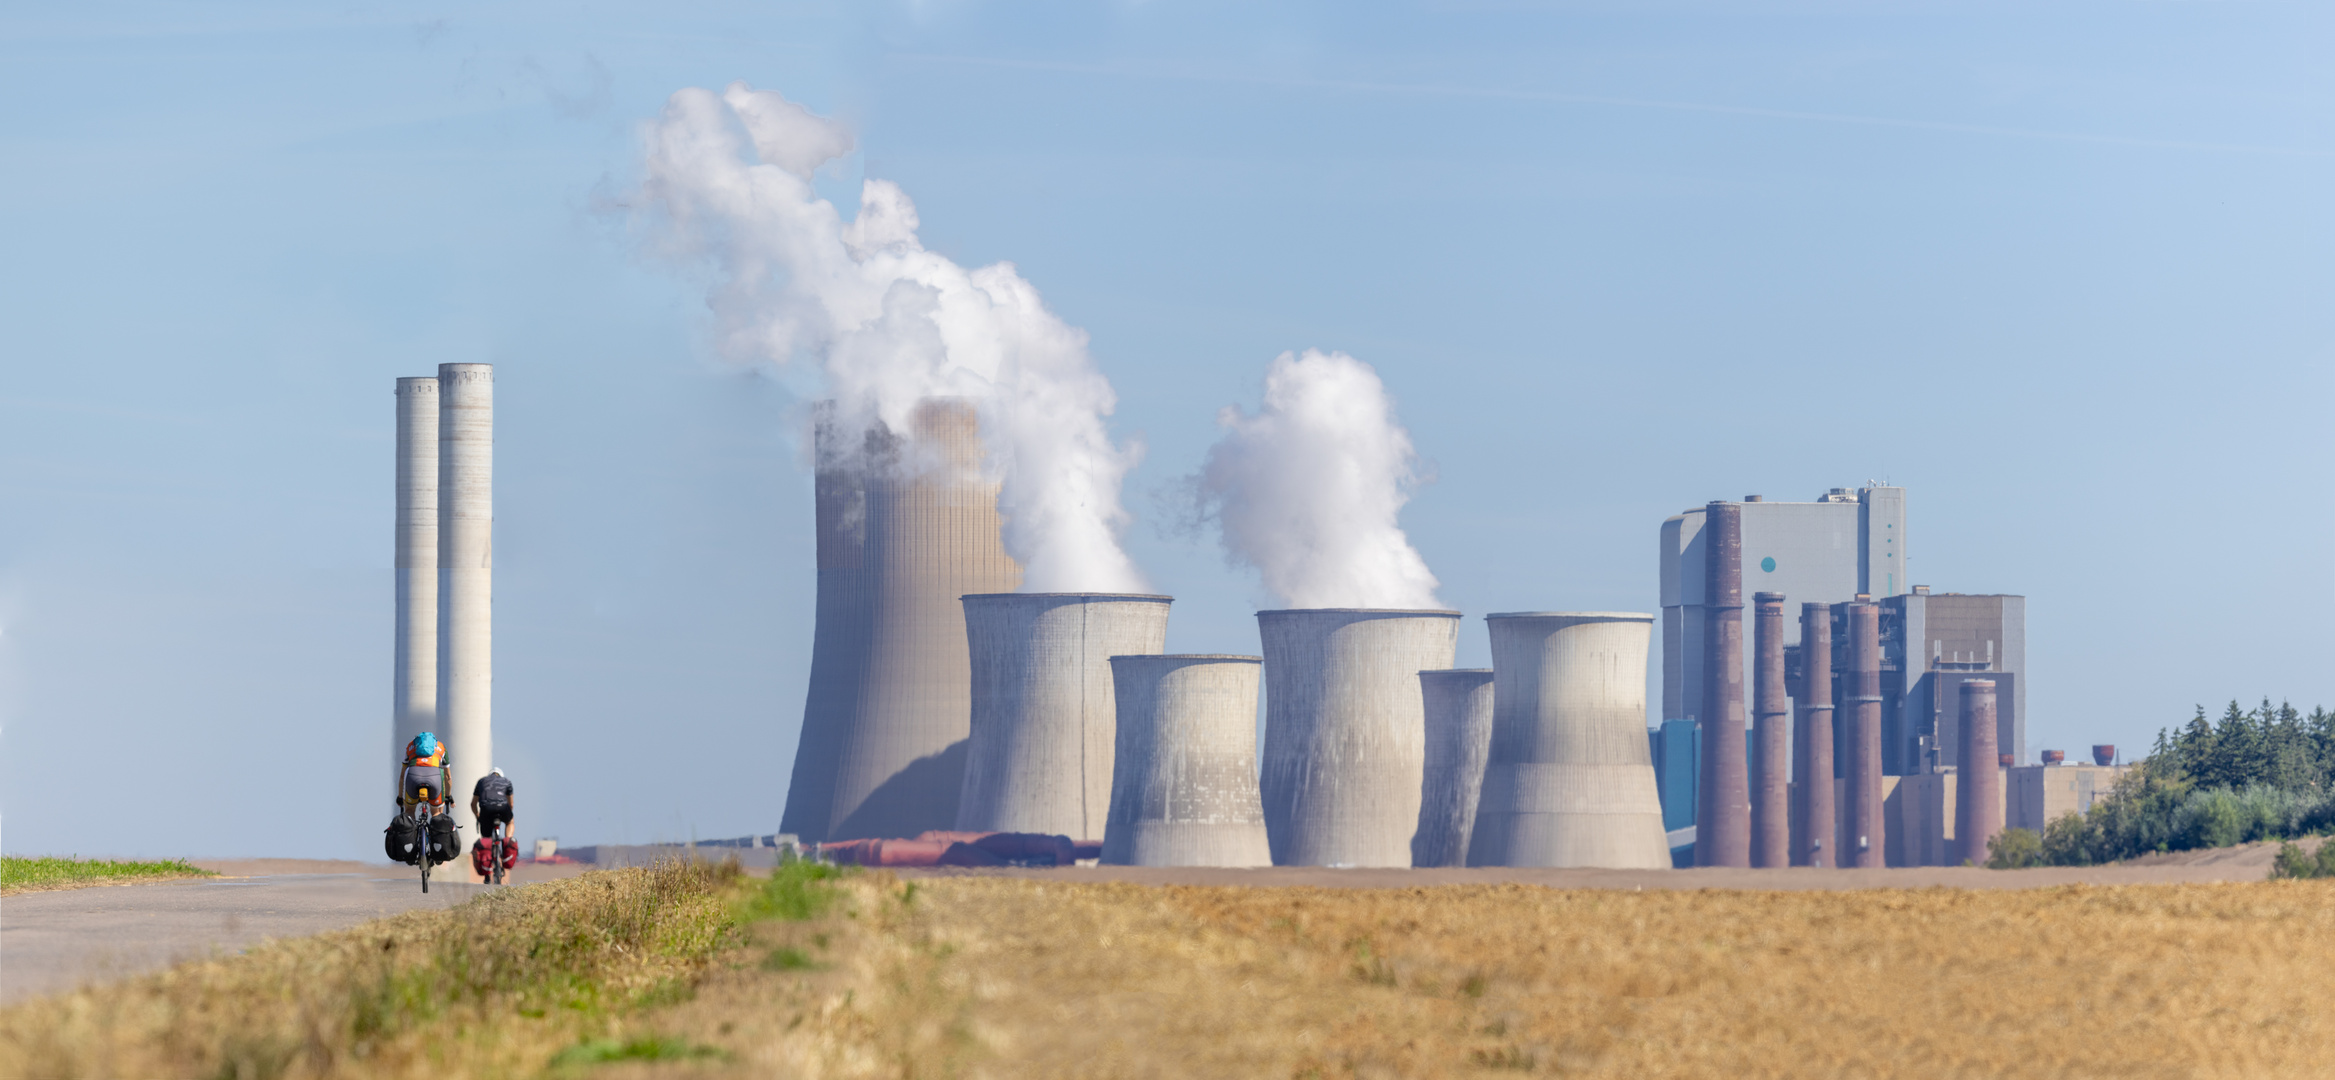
7 862 2335 1078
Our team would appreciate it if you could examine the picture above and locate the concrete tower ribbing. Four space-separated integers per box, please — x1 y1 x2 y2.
782 400 1024 843
957 593 1172 840
1258 609 1460 868
1101 655 1273 867
1844 601 1885 868
434 364 493 831
1470 613 1669 869
393 377 439 768
1793 602 1836 867
1696 502 1750 867
1957 679 2003 865
1750 592 1790 867
1411 669 1495 868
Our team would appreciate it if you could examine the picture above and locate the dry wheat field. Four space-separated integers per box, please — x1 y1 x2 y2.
7 864 2334 1079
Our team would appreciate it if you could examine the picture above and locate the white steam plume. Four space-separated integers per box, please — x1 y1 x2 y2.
1190 350 1443 610
634 82 1145 593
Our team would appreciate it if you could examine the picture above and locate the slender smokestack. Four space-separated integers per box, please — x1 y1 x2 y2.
1471 613 1670 869
1411 669 1495 868
1696 501 1749 867
393 377 439 769
1844 601 1884 868
1793 602 1835 867
1751 592 1789 868
435 363 492 834
1101 654 1272 867
1258 608 1460 867
957 593 1172 840
783 399 1024 842
1957 679 2003 866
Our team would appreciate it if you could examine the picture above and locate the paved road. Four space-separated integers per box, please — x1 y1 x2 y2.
1 871 490 1005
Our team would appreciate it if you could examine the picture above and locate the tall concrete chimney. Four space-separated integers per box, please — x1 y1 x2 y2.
1258 608 1460 867
782 400 1024 842
957 593 1172 840
1696 501 1750 867
1957 679 2003 866
1101 654 1272 867
1411 669 1494 868
435 363 492 829
1844 601 1884 868
1751 591 1790 868
1793 602 1835 867
1470 613 1670 869
393 377 439 770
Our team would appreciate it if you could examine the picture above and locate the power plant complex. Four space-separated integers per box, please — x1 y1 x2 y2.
388 386 2105 872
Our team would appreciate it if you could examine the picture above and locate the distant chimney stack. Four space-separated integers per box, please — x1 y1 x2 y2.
2092 745 2117 767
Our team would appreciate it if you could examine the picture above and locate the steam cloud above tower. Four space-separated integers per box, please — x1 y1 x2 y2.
635 82 1146 593
1190 350 1443 610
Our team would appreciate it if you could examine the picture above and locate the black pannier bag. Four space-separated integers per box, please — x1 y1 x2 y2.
385 815 424 865
427 814 459 865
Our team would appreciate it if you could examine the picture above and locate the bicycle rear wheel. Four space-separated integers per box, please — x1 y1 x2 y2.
419 812 432 893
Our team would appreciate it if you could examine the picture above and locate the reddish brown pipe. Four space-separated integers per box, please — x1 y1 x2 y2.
1792 603 1835 867
1844 602 1885 868
1751 591 1790 868
1696 502 1750 868
1956 680 2003 866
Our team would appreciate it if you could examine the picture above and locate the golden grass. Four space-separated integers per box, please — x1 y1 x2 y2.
0 856 214 896
10 864 2335 1078
650 876 2335 1079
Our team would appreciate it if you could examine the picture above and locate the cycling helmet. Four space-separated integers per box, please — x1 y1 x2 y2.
409 732 442 759
490 767 504 777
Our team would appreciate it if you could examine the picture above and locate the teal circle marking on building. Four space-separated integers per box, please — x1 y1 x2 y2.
1760 557 1776 573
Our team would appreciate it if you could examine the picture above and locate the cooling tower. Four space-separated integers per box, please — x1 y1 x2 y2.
1793 602 1836 867
1258 609 1460 867
1411 669 1494 868
435 363 492 830
782 400 1024 843
957 593 1172 840
1469 613 1670 869
1844 601 1885 868
1957 679 2003 866
1751 592 1790 868
1101 654 1272 867
1696 501 1750 868
392 377 438 767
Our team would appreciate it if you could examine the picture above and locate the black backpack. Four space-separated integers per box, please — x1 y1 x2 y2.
385 815 424 865
427 814 460 865
475 773 514 808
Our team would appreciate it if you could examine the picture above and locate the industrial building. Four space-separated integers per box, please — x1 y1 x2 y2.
1470 613 1670 869
1258 608 1460 867
1659 486 1907 729
782 400 1024 843
957 593 1171 840
1412 669 1494 868
1877 589 2027 776
1101 654 1274 867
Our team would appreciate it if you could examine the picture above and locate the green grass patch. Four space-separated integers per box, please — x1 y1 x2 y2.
0 856 213 893
762 946 817 971
740 856 851 923
551 1034 728 1069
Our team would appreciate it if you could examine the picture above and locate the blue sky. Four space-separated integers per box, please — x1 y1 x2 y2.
4 1 2330 859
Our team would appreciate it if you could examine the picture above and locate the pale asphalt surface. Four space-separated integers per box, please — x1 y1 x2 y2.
0 871 491 1005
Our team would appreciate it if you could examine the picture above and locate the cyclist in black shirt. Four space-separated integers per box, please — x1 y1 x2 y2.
471 767 515 850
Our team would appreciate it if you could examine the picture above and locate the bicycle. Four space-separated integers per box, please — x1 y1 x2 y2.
484 817 510 885
408 786 459 893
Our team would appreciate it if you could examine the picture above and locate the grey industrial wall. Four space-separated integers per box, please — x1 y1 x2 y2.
1412 669 1494 868
1258 609 1460 867
782 400 1024 843
957 593 1172 840
1101 654 1272 867
1470 613 1670 869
